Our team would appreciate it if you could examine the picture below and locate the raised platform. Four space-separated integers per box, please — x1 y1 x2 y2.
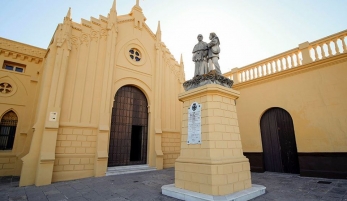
162 184 266 201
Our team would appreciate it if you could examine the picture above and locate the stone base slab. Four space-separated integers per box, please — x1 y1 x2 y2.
162 184 266 201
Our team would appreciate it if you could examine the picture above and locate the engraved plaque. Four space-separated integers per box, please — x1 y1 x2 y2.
187 102 201 144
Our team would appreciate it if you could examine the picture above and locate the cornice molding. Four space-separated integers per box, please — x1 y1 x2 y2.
0 37 46 61
233 53 347 90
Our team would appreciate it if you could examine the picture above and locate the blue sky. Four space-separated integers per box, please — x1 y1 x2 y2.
1 0 346 78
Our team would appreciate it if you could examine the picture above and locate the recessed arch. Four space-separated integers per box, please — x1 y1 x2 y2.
0 110 18 150
260 107 299 174
108 85 149 166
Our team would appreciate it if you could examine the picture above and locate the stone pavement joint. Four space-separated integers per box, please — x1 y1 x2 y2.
1 169 347 201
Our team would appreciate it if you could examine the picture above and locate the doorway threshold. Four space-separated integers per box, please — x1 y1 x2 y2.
106 164 156 176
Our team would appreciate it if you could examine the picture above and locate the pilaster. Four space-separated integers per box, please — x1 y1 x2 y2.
19 9 72 185
94 2 118 177
154 22 164 169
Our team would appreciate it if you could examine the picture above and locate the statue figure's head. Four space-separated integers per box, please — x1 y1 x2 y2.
197 34 203 42
209 32 217 40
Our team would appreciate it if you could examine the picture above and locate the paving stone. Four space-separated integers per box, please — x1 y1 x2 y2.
44 189 61 196
46 193 67 201
1 169 347 201
68 197 88 201
8 195 27 201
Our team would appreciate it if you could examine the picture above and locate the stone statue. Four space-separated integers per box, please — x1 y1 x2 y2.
192 34 208 76
183 33 232 91
207 32 221 75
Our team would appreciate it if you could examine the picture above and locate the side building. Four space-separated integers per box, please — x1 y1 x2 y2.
0 1 184 186
225 30 347 179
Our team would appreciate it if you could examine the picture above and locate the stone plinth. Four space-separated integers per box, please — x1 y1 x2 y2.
175 84 251 196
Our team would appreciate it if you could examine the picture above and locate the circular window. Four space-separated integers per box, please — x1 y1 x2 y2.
129 48 141 62
0 83 13 94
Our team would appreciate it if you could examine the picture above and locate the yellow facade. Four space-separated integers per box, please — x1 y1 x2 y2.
0 37 45 177
225 30 347 178
1 0 346 188
0 1 184 186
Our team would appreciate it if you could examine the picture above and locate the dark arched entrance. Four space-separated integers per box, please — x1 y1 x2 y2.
0 110 18 150
108 85 148 167
260 107 299 174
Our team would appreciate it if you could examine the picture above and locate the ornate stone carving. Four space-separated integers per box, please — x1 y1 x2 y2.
183 70 233 91
71 36 79 46
90 30 99 41
100 29 108 37
80 33 89 45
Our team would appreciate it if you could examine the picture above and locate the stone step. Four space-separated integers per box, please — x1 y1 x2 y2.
106 164 156 176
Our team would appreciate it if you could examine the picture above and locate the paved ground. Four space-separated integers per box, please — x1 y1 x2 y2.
1 168 347 201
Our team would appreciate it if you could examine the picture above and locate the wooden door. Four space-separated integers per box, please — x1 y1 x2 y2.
260 107 299 174
108 86 148 167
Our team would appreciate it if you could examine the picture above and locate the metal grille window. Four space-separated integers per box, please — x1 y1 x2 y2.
0 111 18 150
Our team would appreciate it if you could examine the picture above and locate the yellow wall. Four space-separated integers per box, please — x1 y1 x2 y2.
0 37 46 176
13 3 184 186
232 54 347 153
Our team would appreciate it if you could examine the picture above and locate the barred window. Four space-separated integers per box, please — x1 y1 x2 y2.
0 111 18 150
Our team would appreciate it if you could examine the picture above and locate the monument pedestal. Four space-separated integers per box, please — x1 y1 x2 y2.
162 84 265 200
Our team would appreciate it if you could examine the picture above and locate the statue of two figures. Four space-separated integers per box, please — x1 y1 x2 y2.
192 32 221 76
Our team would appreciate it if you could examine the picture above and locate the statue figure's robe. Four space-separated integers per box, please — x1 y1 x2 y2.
192 41 208 76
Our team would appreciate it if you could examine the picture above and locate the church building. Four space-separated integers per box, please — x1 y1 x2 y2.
0 0 184 186
0 0 346 187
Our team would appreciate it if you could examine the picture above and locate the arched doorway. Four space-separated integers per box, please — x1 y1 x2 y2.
108 85 148 167
0 110 18 150
260 107 299 174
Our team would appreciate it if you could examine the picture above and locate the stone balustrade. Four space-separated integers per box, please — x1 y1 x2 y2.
225 29 347 84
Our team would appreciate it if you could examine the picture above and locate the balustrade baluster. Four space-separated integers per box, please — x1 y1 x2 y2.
314 45 319 61
277 59 282 72
296 52 301 65
273 60 278 72
341 36 347 53
321 43 327 59
327 41 333 57
334 38 340 55
253 68 257 78
258 66 262 77
285 57 289 70
290 54 295 68
267 63 271 75
261 64 268 76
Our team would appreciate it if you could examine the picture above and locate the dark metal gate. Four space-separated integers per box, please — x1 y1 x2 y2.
108 86 148 167
0 111 18 150
260 107 299 174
